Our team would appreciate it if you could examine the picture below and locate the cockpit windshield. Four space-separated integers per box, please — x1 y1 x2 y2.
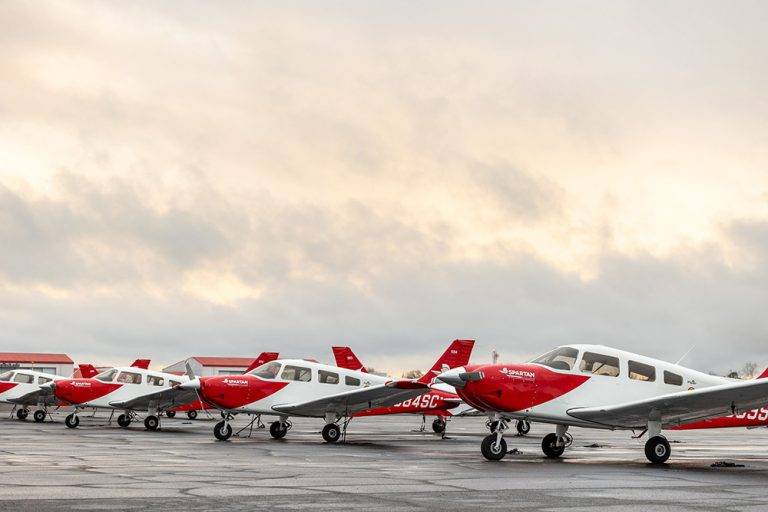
0 371 12 382
530 347 579 371
94 369 117 382
248 361 281 379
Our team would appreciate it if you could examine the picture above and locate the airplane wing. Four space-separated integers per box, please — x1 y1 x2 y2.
566 378 768 429
108 387 199 412
271 380 429 417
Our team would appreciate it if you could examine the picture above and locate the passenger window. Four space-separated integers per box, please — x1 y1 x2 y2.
147 375 164 386
628 361 656 382
169 380 181 387
531 347 579 371
117 371 142 384
664 371 683 386
579 352 620 377
95 369 117 382
13 373 34 384
319 370 339 384
250 362 281 379
0 371 13 382
38 376 52 385
345 376 361 386
281 365 312 382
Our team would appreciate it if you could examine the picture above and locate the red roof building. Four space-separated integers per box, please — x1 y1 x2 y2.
0 353 74 376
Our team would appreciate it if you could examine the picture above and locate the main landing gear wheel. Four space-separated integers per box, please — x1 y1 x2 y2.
165 411 176 418
65 413 79 429
516 420 531 435
117 414 131 428
144 415 160 431
270 421 288 439
33 410 46 423
187 410 198 420
644 435 671 464
432 418 446 434
214 420 233 441
542 433 565 459
16 408 29 420
322 423 341 443
481 434 507 461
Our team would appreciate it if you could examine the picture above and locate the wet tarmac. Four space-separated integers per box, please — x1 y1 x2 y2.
1 409 767 511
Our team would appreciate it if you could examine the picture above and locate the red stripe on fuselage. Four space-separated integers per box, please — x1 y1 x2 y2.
457 363 589 414
196 375 289 410
0 382 18 395
353 389 459 417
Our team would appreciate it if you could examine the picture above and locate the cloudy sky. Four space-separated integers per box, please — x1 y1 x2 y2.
1 1 767 374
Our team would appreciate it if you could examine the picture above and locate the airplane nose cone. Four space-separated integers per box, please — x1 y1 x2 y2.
437 368 467 388
179 378 201 390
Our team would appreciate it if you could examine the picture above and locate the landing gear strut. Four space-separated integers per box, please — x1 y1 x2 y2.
481 418 508 461
644 420 670 464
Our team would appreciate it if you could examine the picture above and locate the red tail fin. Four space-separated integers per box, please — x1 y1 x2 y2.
245 352 280 373
757 367 768 379
77 364 99 379
417 339 475 384
130 359 150 369
332 346 367 373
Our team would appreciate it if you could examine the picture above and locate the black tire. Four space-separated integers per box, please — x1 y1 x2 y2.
322 423 341 443
213 420 232 441
432 418 446 433
644 435 671 464
16 408 29 420
516 420 531 435
488 420 500 432
117 414 131 428
269 421 288 439
542 433 565 458
65 414 79 429
187 410 198 420
481 434 507 461
33 410 46 423
165 411 176 418
144 415 159 431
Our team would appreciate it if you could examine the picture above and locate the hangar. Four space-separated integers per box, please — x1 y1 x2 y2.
0 352 74 376
162 356 256 376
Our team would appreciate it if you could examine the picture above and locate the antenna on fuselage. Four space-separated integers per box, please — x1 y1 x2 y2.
675 345 696 365
492 349 499 364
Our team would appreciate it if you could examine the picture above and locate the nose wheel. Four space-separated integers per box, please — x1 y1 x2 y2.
186 410 198 420
214 419 233 441
65 413 80 429
516 420 531 435
481 418 509 461
432 418 446 434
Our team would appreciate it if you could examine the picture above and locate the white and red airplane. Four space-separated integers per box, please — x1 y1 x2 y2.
165 352 280 420
438 344 768 463
0 366 96 422
43 358 200 430
331 341 474 433
181 340 469 443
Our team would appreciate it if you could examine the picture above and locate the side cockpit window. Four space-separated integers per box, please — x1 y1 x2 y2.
147 375 164 386
249 362 281 379
95 369 118 382
664 371 683 386
628 361 656 382
531 347 579 371
345 376 361 386
580 352 620 377
117 371 142 384
38 376 52 385
281 365 312 382
13 373 34 384
319 370 339 384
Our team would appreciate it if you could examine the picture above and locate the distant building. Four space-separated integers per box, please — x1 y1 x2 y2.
162 356 257 376
0 353 74 377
